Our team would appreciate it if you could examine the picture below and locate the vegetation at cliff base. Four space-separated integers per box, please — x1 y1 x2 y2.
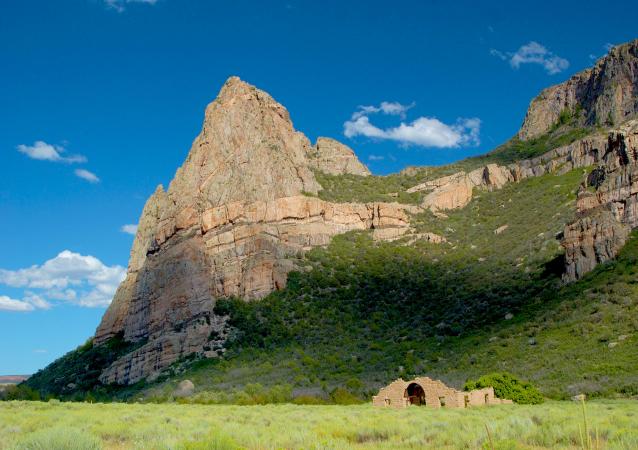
22 333 146 401
20 164 638 403
315 124 593 205
140 166 637 403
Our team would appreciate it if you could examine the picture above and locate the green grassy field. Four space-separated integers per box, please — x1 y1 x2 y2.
1 400 637 449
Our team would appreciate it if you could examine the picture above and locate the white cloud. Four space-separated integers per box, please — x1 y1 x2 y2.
23 293 51 310
105 0 158 13
368 155 385 161
74 169 100 183
344 103 481 148
604 43 615 52
17 141 86 164
489 48 507 61
491 41 569 75
352 101 414 120
0 295 34 312
120 224 138 235
0 250 126 309
33 349 48 354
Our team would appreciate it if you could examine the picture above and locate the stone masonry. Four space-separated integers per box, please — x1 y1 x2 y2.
372 376 513 409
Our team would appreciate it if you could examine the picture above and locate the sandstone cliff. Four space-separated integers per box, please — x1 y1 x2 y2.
308 137 371 176
561 120 638 281
402 118 638 282
95 40 638 386
519 39 638 140
95 77 411 384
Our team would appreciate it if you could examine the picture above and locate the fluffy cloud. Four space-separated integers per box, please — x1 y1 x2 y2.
17 141 86 164
74 169 100 183
344 102 480 148
0 251 126 309
105 0 158 12
0 295 35 312
368 155 385 161
491 41 569 75
0 293 50 312
120 224 138 235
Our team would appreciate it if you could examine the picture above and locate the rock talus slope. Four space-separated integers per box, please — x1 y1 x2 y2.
94 77 413 385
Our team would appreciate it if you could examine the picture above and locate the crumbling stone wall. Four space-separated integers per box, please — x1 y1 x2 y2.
372 376 513 409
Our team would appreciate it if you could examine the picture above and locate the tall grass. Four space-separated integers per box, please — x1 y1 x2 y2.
1 400 637 449
12 426 102 450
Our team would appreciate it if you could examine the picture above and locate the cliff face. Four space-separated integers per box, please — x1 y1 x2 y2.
94 40 638 386
519 39 638 140
94 77 412 384
562 120 638 281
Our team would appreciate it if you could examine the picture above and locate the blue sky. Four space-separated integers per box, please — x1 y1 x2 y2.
1 0 637 374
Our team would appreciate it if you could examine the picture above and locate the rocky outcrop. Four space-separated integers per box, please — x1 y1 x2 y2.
93 41 638 385
562 120 638 281
519 39 638 140
307 137 371 176
407 133 612 213
407 164 514 212
95 77 416 385
404 119 638 282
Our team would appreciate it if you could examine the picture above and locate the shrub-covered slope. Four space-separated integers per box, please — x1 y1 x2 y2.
314 120 592 205
21 46 638 401
23 144 637 402
133 166 635 401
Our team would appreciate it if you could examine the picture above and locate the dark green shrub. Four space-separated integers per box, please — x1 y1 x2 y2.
464 372 544 404
1 384 41 401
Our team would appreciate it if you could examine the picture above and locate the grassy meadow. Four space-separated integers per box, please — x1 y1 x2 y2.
1 400 638 449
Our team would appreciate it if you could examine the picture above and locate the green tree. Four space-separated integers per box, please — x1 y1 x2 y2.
464 372 544 404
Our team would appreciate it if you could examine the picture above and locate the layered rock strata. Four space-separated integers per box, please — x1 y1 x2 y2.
95 41 638 384
405 120 638 283
407 134 610 213
561 120 638 281
95 77 413 385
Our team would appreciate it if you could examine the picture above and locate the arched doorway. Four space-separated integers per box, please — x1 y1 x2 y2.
405 383 426 406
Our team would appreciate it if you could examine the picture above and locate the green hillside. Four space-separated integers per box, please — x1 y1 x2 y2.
20 122 637 403
129 165 634 402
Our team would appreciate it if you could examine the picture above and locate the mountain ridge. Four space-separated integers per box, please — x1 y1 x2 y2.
23 38 638 401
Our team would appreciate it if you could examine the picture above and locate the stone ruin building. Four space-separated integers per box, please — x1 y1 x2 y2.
372 376 513 409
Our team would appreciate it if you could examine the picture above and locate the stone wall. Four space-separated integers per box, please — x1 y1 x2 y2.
372 376 512 409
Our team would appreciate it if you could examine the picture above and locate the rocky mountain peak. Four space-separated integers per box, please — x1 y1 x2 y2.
308 137 371 176
519 39 638 140
92 77 394 384
165 77 321 220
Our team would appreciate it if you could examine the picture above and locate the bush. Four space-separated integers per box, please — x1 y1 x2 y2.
16 427 102 450
464 372 544 404
0 384 40 401
330 388 363 405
